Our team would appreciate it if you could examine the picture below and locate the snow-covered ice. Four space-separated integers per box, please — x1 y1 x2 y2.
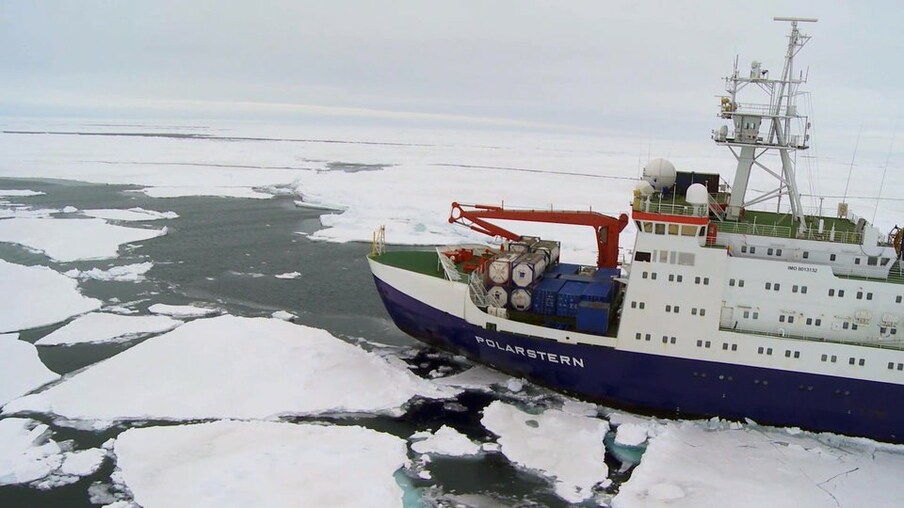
5 315 457 426
410 425 481 457
0 217 166 262
481 400 609 503
113 421 408 507
0 418 62 486
274 271 301 279
433 366 514 390
0 259 102 333
613 420 904 508
0 189 45 197
271 310 296 321
614 423 649 447
81 208 178 221
34 312 182 346
64 262 154 282
0 333 59 406
58 448 106 478
147 303 219 318
139 186 273 199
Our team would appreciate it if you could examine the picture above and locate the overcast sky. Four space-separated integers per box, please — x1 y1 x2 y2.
1 1 901 152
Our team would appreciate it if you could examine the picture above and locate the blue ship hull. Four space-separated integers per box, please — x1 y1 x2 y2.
374 276 903 443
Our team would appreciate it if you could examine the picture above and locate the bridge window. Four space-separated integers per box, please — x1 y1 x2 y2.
681 225 697 236
643 222 653 232
655 223 665 235
882 258 891 266
868 256 878 266
634 251 652 262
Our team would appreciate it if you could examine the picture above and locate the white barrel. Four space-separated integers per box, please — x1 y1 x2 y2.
512 252 548 288
487 252 522 285
508 241 530 254
510 288 532 311
534 240 561 265
487 286 508 307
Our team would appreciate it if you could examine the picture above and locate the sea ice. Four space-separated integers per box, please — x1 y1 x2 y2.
0 217 166 262
0 333 59 407
64 262 154 282
147 303 219 318
81 208 179 221
613 420 904 508
614 423 649 447
0 189 45 197
271 310 296 321
113 421 408 507
34 312 182 346
481 400 609 503
274 271 301 279
0 259 102 333
410 425 481 456
433 366 513 390
5 315 457 426
139 186 273 199
0 418 62 486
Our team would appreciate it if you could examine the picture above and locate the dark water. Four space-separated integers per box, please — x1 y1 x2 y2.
0 178 628 507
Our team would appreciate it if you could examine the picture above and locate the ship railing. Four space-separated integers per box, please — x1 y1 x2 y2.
635 200 708 218
468 269 489 308
435 247 462 282
720 326 904 351
716 220 863 245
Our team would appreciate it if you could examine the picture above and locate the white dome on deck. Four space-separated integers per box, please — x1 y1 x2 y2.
642 158 676 191
686 183 709 205
635 180 655 197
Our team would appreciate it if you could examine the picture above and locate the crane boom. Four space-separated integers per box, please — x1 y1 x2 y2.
449 202 629 268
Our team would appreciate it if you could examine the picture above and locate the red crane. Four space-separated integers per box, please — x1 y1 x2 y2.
448 202 629 268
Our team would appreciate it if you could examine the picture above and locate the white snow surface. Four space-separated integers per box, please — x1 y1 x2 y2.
5 315 457 425
114 421 408 508
147 303 219 318
410 425 481 457
0 259 102 333
0 189 44 197
34 312 182 346
271 310 296 321
0 217 166 262
274 271 301 279
0 418 62 486
139 186 273 199
0 333 59 407
81 208 178 221
614 423 649 447
613 420 904 508
64 262 154 282
481 400 609 503
433 366 514 390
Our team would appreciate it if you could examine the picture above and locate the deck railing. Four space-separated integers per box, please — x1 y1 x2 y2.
635 200 708 217
716 220 863 245
435 247 462 281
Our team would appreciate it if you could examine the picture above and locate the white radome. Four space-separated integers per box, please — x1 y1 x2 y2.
642 158 676 191
635 180 655 197
685 183 709 205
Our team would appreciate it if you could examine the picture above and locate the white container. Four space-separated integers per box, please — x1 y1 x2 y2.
487 252 522 285
534 240 561 265
512 252 548 288
510 288 532 311
487 286 509 308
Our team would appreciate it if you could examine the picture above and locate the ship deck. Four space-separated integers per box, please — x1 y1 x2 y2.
370 250 447 279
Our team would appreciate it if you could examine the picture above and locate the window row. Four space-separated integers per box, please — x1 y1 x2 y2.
641 222 702 237
629 301 646 309
887 362 904 371
728 278 746 287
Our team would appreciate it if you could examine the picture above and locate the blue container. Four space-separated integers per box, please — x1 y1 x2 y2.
532 278 566 315
593 268 621 280
557 273 595 283
576 301 610 334
556 281 587 317
548 263 580 276
582 280 614 303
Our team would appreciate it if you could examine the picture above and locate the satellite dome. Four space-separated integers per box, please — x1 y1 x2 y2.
635 180 655 197
686 183 709 205
642 158 677 191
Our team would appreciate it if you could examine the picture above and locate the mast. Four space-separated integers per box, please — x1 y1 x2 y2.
714 17 817 232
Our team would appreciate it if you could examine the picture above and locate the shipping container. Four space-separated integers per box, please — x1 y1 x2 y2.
557 273 595 283
510 288 533 311
576 301 610 334
508 241 531 254
582 280 614 303
512 252 548 288
487 252 522 285
593 268 621 280
532 278 566 315
486 286 508 308
548 263 580 276
557 281 587 317
534 240 561 265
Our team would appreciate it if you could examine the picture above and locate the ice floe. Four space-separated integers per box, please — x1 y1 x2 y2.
433 366 514 390
271 310 296 321
5 315 457 426
64 262 154 282
0 333 59 406
481 400 609 503
614 422 649 447
410 425 481 457
113 420 408 507
613 420 904 508
0 259 102 333
0 189 45 197
0 417 106 488
0 217 166 262
34 312 182 346
147 303 219 318
139 186 273 199
274 271 301 279
81 208 178 221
